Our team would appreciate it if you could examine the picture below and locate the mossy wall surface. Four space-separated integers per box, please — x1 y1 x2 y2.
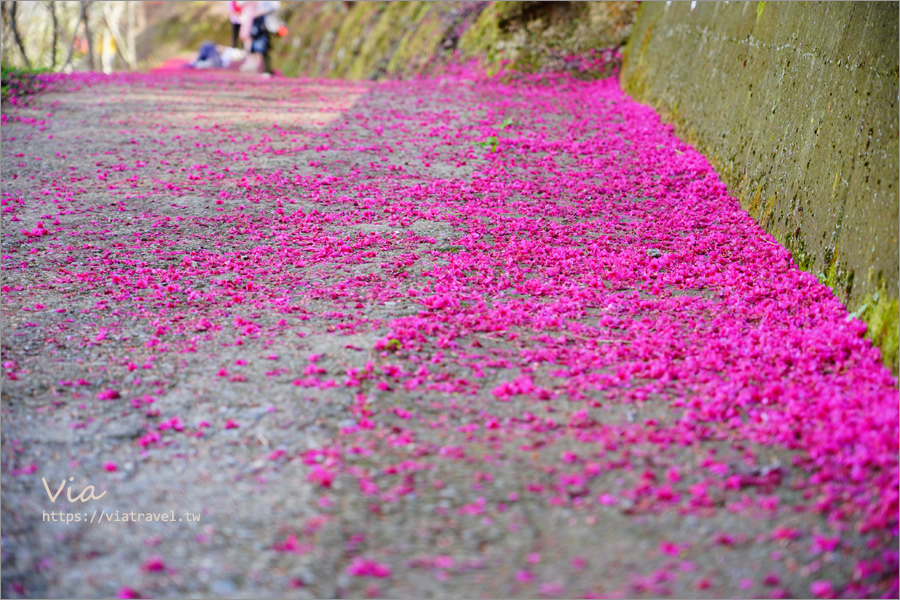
621 1 899 372
273 2 485 79
458 1 636 71
273 1 636 79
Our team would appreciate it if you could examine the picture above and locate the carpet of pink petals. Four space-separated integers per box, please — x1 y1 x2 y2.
1 65 897 598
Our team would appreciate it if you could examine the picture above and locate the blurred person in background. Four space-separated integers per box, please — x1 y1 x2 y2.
189 41 244 70
229 1 245 48
239 1 281 77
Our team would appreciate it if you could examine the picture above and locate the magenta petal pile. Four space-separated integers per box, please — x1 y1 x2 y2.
1 66 897 598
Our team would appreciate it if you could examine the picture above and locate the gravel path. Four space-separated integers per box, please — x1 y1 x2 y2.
2 67 897 599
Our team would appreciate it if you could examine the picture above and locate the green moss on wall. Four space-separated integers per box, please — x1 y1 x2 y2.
276 3 346 78
460 1 636 72
330 1 384 77
347 1 430 79
459 4 504 62
860 294 900 371
387 5 458 77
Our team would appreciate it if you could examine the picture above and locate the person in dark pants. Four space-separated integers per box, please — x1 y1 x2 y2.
228 1 244 48
250 12 273 75
240 1 279 76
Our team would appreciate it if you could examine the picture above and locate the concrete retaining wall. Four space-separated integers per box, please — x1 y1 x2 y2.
621 1 899 371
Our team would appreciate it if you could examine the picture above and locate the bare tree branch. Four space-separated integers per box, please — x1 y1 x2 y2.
9 1 33 69
48 0 58 68
83 1 95 71
62 3 86 71
102 1 135 69
126 1 137 67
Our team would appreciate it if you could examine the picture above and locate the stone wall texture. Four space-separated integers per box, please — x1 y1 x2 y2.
621 1 899 370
